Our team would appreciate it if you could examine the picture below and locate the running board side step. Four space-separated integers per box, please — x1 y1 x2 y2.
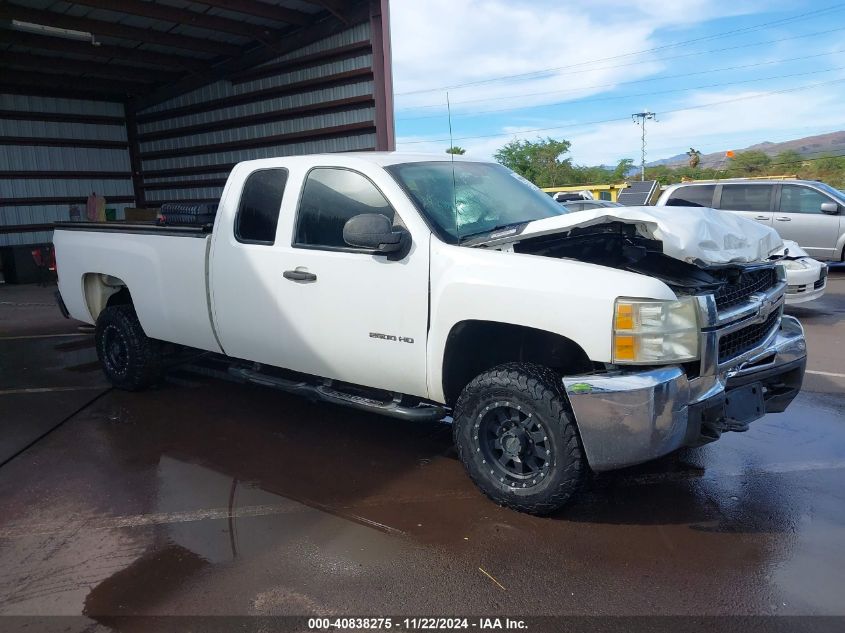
228 367 447 422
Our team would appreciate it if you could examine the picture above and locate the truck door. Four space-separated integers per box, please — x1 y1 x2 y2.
209 167 296 366
273 167 430 398
210 165 430 400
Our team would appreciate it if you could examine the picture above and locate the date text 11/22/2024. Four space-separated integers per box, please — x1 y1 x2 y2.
308 617 528 630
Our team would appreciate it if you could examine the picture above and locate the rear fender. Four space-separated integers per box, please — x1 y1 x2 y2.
82 273 127 322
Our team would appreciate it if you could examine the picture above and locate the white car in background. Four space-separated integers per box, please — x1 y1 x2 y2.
777 241 828 305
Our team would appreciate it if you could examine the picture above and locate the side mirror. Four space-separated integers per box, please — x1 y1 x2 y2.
820 202 839 215
343 213 410 259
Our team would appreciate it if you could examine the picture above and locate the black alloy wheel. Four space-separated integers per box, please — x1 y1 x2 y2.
453 363 587 514
95 304 162 391
477 402 552 489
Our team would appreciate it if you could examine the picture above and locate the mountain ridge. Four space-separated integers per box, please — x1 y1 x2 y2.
648 130 845 168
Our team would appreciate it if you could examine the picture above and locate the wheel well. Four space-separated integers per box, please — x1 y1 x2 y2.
82 273 131 321
441 321 593 405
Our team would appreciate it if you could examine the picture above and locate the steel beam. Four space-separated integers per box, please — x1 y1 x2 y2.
0 3 240 57
70 0 275 41
0 31 206 71
0 52 177 84
195 0 312 26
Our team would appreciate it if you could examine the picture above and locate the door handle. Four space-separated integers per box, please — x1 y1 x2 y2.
755 215 769 220
775 217 791 222
283 269 317 282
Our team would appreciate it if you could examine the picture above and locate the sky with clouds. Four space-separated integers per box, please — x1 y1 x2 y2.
388 0 845 166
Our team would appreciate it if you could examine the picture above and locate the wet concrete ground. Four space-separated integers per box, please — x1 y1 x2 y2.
0 275 844 625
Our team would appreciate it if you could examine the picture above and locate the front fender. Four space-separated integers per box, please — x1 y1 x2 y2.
425 240 676 403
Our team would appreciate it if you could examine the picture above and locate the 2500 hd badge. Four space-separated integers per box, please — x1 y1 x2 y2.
370 332 415 343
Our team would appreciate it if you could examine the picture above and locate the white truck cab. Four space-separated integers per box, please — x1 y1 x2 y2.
54 153 807 514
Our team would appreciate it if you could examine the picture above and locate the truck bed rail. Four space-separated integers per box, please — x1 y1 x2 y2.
54 221 211 238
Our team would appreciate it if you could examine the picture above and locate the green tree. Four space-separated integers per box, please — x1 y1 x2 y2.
728 150 772 174
774 149 802 172
493 137 574 187
491 138 845 189
612 158 635 181
813 154 845 172
445 146 466 155
644 164 678 184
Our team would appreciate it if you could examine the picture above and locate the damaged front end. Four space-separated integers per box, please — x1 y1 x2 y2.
559 315 805 471
511 221 726 292
481 219 807 471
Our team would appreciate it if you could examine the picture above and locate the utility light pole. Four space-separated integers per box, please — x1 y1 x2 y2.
632 111 657 181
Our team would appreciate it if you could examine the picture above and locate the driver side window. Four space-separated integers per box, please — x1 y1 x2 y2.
294 168 396 250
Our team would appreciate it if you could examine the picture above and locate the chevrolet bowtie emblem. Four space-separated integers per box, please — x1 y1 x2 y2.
756 297 776 322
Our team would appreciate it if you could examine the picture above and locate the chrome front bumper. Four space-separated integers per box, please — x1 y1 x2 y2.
562 315 806 472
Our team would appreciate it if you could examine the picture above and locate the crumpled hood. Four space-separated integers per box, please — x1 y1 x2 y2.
494 206 784 266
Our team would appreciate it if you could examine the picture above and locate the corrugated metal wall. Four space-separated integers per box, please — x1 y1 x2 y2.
0 95 135 247
0 5 392 255
135 22 377 205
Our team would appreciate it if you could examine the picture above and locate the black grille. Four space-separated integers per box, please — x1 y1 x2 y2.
813 266 828 290
714 267 778 311
718 309 780 362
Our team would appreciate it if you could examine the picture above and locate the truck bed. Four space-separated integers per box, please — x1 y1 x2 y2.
54 224 222 354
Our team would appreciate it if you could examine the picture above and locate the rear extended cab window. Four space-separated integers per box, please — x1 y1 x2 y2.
235 168 288 244
665 185 716 207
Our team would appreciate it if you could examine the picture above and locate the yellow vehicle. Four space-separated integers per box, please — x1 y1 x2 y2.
541 183 628 202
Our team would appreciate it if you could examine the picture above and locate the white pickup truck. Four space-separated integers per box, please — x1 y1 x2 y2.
54 153 807 514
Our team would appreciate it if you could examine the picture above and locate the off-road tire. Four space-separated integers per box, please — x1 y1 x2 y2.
453 363 586 515
95 305 162 391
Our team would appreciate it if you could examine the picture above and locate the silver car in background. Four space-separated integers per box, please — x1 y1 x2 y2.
655 179 845 262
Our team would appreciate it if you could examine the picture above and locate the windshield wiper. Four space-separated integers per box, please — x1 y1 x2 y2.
459 221 528 244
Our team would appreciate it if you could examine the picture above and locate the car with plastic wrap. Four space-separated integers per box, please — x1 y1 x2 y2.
656 179 845 261
561 195 827 304
53 154 807 514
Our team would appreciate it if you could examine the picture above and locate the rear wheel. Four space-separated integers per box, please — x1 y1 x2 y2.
95 304 162 391
453 363 586 514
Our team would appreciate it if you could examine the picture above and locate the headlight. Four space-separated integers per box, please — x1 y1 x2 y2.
613 297 699 364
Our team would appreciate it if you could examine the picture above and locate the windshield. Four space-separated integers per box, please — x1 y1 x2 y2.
385 161 568 242
812 181 845 204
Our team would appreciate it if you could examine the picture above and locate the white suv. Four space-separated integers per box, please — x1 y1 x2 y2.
656 179 845 261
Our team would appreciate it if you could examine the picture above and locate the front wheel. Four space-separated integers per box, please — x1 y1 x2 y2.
95 304 162 391
453 363 586 514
